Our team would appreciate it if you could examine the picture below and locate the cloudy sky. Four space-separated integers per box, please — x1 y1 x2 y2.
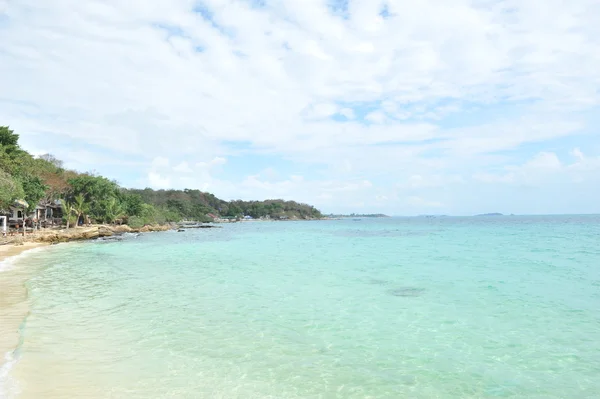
1 0 599 215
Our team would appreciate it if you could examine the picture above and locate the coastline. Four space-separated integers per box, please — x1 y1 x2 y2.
0 242 49 265
0 224 174 384
0 225 173 397
0 242 50 396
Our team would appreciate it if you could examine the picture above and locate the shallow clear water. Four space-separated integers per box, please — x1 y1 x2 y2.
4 216 600 398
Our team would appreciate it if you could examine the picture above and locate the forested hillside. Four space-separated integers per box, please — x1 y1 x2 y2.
126 188 323 221
0 126 322 226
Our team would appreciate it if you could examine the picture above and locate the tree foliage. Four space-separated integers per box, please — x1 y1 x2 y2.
0 126 21 153
0 169 24 210
67 174 122 222
72 194 89 224
127 188 323 220
19 174 48 212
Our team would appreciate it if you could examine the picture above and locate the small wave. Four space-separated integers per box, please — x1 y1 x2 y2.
0 246 48 273
96 232 142 242
0 351 20 399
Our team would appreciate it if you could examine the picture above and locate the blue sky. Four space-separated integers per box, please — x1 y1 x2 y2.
1 0 599 215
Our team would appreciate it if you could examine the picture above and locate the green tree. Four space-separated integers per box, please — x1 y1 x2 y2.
223 203 243 217
0 169 25 210
0 126 20 153
62 201 75 229
121 193 144 217
103 198 125 225
19 174 47 214
68 174 121 221
72 194 89 226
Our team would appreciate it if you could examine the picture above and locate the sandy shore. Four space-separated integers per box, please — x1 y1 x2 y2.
0 241 49 263
0 242 50 386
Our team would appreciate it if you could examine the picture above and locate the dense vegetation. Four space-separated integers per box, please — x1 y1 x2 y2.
0 126 322 227
126 189 322 222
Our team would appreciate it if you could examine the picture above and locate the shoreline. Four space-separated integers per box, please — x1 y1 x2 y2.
0 220 317 395
0 242 50 395
0 224 175 389
0 242 49 265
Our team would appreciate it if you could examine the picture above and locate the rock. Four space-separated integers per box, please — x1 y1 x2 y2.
75 227 100 240
112 225 133 233
98 227 114 238
387 287 425 297
26 223 174 245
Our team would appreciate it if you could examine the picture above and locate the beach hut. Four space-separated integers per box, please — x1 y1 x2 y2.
9 199 29 220
9 199 29 236
35 199 64 226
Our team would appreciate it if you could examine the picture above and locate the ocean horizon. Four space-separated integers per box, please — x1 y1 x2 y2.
1 215 600 398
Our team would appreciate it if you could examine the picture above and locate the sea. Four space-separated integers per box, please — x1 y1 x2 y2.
1 216 599 398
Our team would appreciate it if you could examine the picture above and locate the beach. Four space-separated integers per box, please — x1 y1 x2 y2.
0 242 49 394
0 223 173 373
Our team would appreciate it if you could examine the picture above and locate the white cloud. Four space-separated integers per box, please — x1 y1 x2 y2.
303 102 339 120
152 157 170 169
146 156 229 191
172 161 193 173
339 108 356 120
400 174 465 189
570 147 584 161
473 149 600 186
1 0 599 214
196 157 227 169
147 172 171 189
521 152 562 170
472 172 515 184
566 148 600 173
365 111 387 124
406 196 444 208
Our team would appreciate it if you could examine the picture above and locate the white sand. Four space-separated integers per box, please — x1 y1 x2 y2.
0 242 49 392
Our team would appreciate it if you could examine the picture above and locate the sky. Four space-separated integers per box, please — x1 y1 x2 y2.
1 0 599 216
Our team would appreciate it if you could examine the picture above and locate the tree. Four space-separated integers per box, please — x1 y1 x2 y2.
121 193 144 217
103 198 125 225
68 174 121 221
0 169 25 211
0 126 20 154
223 203 242 217
72 194 89 226
19 175 47 214
62 201 75 229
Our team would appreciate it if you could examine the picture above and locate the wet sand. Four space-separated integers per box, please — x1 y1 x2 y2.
0 243 49 380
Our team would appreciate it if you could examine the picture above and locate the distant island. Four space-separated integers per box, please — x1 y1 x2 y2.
475 213 504 217
328 213 390 218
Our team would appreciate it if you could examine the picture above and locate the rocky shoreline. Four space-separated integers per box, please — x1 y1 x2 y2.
2 224 177 246
2 217 327 247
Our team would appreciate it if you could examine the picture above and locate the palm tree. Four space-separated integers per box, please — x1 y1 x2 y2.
72 194 89 227
61 201 75 229
105 198 125 225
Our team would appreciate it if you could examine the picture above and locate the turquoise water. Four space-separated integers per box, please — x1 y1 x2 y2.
4 216 600 398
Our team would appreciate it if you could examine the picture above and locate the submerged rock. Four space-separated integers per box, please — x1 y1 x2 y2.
369 278 390 285
387 287 425 297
